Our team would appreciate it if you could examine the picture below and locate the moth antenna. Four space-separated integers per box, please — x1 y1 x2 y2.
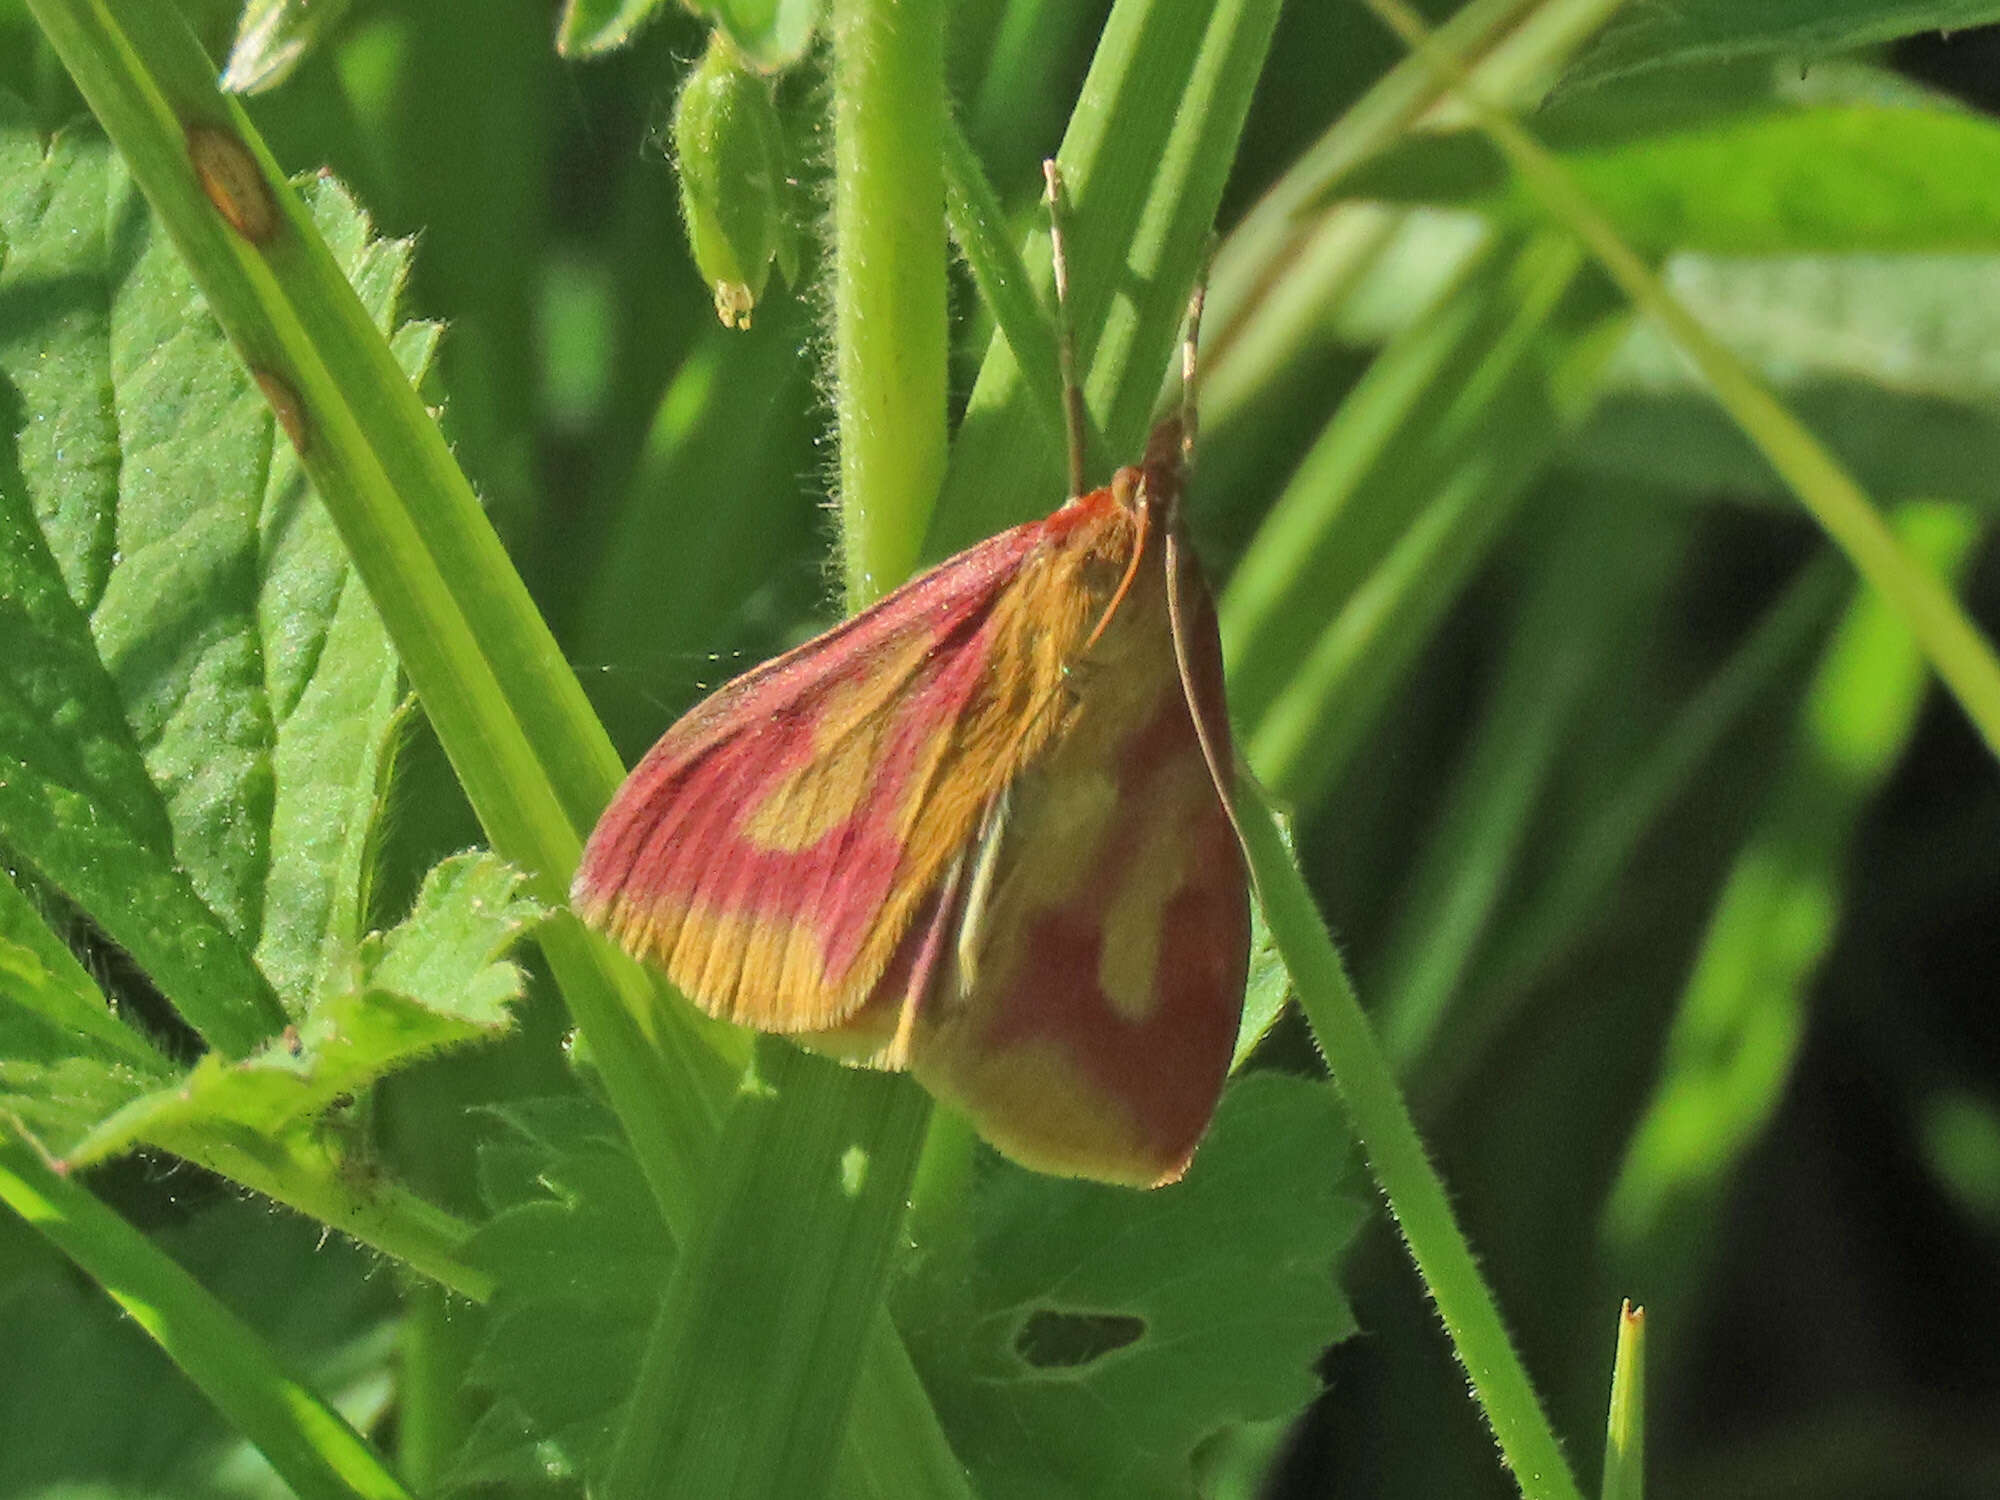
1043 159 1088 500
1180 242 1213 472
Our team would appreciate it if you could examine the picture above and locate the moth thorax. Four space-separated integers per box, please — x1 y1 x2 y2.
1109 462 1177 533
1109 466 1145 515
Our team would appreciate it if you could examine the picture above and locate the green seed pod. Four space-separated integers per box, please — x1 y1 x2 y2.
673 36 790 329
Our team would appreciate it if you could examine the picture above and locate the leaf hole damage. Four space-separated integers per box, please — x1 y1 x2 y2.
1013 1308 1147 1369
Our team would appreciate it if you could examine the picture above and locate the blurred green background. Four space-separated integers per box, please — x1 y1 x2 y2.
4 1 1999 1496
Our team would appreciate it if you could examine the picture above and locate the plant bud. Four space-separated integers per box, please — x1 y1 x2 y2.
673 37 791 329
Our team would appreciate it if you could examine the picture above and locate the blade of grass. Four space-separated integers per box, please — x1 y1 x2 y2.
1234 791 1584 1500
928 0 1287 555
1221 230 1507 725
604 1046 937 1498
1243 234 1623 805
941 112 1100 465
1365 0 2000 766
0 1131 411 1500
1206 0 1625 404
1601 1301 1646 1500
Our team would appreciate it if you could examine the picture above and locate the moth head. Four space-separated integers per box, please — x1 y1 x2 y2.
1108 414 1187 530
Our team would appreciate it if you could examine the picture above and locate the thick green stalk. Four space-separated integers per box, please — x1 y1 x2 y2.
832 0 951 603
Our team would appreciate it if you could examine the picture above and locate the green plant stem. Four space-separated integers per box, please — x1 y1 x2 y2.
605 1046 937 1499
1235 794 1584 1500
0 1132 411 1500
929 0 1286 557
940 113 1093 464
831 0 950 604
1365 0 2000 766
140 1129 495 1301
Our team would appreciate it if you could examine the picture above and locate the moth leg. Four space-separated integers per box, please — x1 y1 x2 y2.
877 848 970 1070
951 786 1014 1000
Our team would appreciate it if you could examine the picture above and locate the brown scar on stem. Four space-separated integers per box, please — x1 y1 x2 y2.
253 370 308 455
186 123 280 244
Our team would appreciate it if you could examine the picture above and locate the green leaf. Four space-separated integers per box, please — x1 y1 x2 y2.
448 1095 673 1495
0 106 277 1054
0 865 175 1154
704 0 825 71
1600 1301 1646 1500
556 0 676 58
68 853 540 1167
896 1076 1360 1500
0 1192 400 1499
1343 105 2000 253
0 103 430 1052
1573 253 2000 505
1232 813 1296 1070
221 0 358 94
1560 1 2000 92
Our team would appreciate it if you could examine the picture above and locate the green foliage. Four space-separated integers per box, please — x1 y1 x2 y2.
449 1078 1357 1499
1562 0 2000 90
6 1 2000 1497
0 1196 400 1499
69 854 540 1170
897 1076 1359 1500
222 0 357 94
449 1097 668 1493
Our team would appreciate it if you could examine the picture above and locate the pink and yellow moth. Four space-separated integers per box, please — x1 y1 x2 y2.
573 171 1249 1187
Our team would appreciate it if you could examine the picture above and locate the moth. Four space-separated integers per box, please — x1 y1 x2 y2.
573 167 1249 1187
